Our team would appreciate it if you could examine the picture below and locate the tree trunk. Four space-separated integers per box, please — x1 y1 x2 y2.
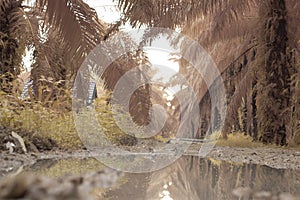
256 0 291 145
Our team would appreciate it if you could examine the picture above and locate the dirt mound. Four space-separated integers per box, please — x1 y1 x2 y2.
0 126 58 154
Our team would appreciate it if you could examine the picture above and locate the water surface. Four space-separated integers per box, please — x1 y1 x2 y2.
27 156 300 200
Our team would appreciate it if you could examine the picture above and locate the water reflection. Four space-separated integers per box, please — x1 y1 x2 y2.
27 158 106 177
104 156 300 200
27 156 300 200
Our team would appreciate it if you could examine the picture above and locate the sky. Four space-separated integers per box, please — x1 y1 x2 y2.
83 0 120 23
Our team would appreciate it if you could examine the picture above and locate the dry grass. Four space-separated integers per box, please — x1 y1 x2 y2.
0 81 82 149
216 132 300 150
94 96 138 146
1 79 298 150
216 132 269 148
0 97 82 149
0 85 141 149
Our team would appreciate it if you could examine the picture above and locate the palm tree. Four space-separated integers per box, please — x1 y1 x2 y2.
255 0 292 145
1 0 299 144
0 0 30 93
30 0 107 99
116 0 300 145
0 0 107 94
1 0 152 124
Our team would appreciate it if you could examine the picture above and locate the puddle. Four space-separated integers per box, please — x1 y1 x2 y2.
22 156 300 200
27 158 106 178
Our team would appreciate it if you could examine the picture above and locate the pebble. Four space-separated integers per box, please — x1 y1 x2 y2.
253 191 272 200
279 193 298 200
232 187 252 198
293 152 300 156
232 188 299 200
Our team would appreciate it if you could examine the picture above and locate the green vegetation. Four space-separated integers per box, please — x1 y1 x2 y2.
94 96 138 146
0 86 144 149
0 86 82 149
216 132 276 148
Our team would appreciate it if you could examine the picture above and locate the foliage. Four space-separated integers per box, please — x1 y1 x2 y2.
0 82 145 149
94 95 138 146
216 132 275 148
1 0 300 148
31 0 107 89
115 0 300 146
0 79 81 149
0 105 81 150
0 0 29 93
255 0 291 145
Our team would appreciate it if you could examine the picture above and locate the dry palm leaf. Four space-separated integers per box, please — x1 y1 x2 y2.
35 0 107 76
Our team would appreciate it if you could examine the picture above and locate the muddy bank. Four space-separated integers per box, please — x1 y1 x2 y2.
0 144 299 179
1 124 299 172
0 126 58 154
0 148 299 200
192 145 300 170
0 125 299 200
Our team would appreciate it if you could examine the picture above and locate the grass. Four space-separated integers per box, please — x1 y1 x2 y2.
0 86 141 149
93 96 139 146
216 132 271 148
1 81 298 151
0 96 82 149
216 132 300 150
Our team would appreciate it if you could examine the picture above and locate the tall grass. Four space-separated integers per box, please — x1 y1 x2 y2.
0 78 139 149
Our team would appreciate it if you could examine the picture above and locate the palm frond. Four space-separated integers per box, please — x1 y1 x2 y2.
116 0 258 29
35 0 107 75
0 0 29 87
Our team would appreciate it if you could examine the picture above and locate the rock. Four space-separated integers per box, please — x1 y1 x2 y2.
293 152 300 156
31 136 58 152
117 135 138 146
0 174 36 199
279 193 296 200
0 168 123 200
253 191 272 200
232 187 252 198
11 131 27 153
5 142 15 154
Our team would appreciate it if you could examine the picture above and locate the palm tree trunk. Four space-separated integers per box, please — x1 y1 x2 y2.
0 0 25 93
256 0 291 145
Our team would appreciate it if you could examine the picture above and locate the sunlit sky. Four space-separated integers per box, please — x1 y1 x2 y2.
83 0 120 23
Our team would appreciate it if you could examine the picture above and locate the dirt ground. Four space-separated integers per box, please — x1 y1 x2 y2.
0 144 299 178
0 144 299 200
1 124 299 173
0 125 299 199
191 144 300 170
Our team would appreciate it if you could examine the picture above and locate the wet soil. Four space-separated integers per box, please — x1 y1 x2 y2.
0 127 299 200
